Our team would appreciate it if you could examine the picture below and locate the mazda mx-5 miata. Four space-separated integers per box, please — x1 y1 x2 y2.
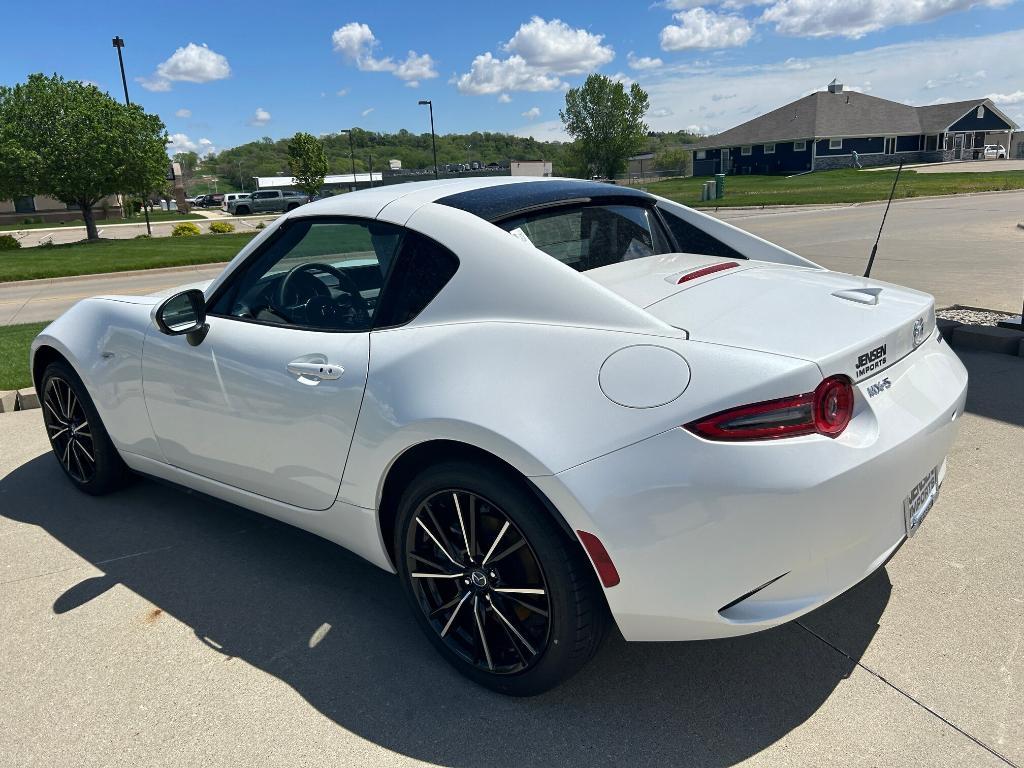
31 177 967 695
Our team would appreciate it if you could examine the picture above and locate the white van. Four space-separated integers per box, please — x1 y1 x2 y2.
222 193 251 210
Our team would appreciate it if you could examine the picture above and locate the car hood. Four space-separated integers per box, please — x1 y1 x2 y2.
586 253 935 381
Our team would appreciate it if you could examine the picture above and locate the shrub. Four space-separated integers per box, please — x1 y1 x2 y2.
134 233 152 239
209 221 235 234
171 222 201 237
255 221 266 230
0 234 21 250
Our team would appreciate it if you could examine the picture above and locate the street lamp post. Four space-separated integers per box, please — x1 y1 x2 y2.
418 100 438 179
111 35 151 235
237 160 245 192
367 154 374 188
340 129 357 191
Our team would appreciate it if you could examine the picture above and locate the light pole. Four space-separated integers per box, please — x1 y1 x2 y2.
340 129 357 191
237 160 245 192
111 35 151 235
367 154 374 188
418 99 438 179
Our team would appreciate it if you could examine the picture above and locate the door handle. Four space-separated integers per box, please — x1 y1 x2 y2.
287 360 344 384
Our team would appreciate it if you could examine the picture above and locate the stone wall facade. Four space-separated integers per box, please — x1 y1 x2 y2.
813 150 952 171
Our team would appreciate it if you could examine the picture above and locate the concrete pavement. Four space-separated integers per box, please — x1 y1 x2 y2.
0 349 1021 766
8 213 277 248
714 190 1024 312
0 263 229 325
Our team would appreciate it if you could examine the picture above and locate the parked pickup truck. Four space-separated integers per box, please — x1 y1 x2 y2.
228 190 308 215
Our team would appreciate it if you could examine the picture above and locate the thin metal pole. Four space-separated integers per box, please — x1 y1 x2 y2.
368 154 374 188
428 103 438 179
112 36 151 235
347 131 356 190
863 160 903 278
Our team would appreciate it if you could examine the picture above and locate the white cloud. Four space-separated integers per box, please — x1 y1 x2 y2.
361 107 375 117
651 107 675 117
521 106 541 119
987 90 1024 105
166 133 199 153
249 107 271 126
139 43 230 91
454 52 565 95
175 108 192 118
331 22 437 85
609 72 635 87
660 8 754 51
760 0 1014 40
456 16 614 95
924 70 987 90
504 16 614 75
394 51 438 82
511 118 569 141
498 93 512 103
336 88 349 97
627 52 664 70
643 29 1024 136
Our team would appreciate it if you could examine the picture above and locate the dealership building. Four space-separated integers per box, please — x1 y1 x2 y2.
692 81 1018 176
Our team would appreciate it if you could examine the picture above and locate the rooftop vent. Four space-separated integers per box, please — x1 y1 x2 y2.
828 78 844 94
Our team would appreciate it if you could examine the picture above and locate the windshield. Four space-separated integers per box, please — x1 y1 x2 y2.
500 203 673 272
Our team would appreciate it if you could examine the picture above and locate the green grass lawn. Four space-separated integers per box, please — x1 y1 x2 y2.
0 322 47 390
0 209 205 231
647 168 1024 207
0 233 256 283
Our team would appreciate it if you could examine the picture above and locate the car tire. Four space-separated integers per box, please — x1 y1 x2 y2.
286 203 299 211
394 460 608 696
234 206 250 216
40 360 131 496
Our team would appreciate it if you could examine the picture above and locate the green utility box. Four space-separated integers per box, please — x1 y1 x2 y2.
714 173 726 199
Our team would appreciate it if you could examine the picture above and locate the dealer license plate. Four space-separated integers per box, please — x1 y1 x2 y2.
904 466 938 537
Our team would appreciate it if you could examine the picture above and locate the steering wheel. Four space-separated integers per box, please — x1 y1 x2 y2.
273 262 370 327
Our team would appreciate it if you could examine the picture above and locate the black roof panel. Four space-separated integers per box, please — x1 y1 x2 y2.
436 180 653 222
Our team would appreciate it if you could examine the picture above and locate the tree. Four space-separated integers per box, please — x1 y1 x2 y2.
559 74 650 179
0 74 168 240
655 147 691 177
287 132 328 197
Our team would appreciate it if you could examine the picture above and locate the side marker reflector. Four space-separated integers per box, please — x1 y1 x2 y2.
576 530 621 588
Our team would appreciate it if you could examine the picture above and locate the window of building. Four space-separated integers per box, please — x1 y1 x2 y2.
829 138 843 150
741 146 752 156
13 196 36 214
764 144 775 154
884 136 896 154
793 141 806 151
695 150 706 160
977 105 985 118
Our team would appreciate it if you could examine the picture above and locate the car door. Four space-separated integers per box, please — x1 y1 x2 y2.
141 216 403 510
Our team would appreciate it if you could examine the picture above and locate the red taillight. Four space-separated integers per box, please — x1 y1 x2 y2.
677 261 739 284
576 530 620 588
685 375 854 441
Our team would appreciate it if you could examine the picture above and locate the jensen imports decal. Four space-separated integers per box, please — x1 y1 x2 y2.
856 343 887 378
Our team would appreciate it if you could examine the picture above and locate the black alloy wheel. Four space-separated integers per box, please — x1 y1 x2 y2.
395 461 608 696
40 361 130 495
405 488 551 675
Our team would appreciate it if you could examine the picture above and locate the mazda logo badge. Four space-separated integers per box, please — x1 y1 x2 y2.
471 571 488 588
913 318 925 346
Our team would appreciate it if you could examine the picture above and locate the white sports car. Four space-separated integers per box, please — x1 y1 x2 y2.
31 177 967 695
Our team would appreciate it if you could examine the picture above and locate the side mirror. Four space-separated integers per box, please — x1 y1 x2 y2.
155 289 207 340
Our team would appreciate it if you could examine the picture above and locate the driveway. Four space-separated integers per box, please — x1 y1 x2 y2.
1 349 1021 766
864 159 1024 173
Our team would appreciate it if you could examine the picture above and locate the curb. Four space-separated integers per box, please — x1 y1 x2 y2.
949 323 1024 358
0 387 40 413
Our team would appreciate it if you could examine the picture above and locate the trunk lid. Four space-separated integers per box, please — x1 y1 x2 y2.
587 254 935 381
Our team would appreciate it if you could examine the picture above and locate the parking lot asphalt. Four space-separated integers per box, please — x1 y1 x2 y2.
714 190 1024 312
1 348 1021 767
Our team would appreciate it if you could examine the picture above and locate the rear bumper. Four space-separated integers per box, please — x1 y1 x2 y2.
535 331 968 641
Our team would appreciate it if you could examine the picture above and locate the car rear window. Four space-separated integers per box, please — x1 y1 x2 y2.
499 204 674 272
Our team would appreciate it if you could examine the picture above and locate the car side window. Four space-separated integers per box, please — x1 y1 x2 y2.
499 203 673 272
210 218 402 332
375 231 459 327
657 207 747 260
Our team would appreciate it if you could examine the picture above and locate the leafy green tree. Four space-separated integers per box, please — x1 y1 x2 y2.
655 147 691 176
287 132 329 197
0 73 168 240
560 74 650 179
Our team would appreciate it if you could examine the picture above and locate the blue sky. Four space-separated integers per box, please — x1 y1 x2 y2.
2 1 1022 157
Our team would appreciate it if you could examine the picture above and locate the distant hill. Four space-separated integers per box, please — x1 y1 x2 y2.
205 127 703 187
